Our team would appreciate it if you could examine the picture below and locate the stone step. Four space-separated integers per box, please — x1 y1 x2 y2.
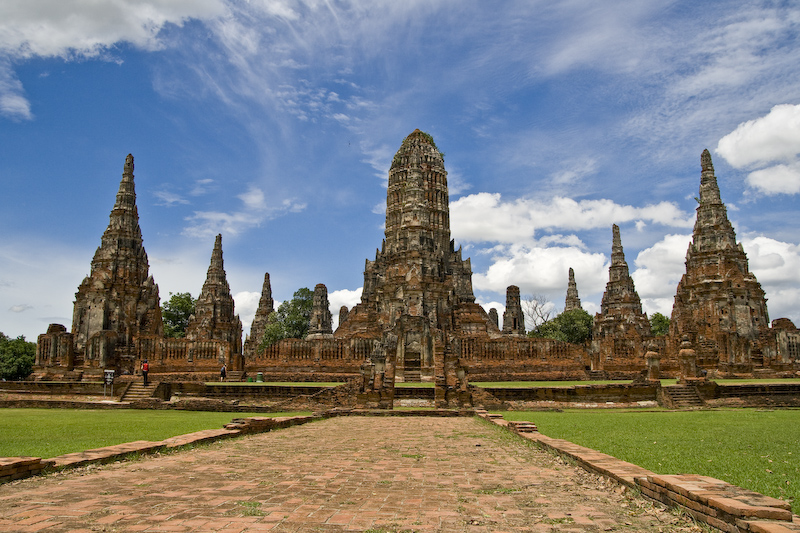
121 383 157 402
664 386 704 408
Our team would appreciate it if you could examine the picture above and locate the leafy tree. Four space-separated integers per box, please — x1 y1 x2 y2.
650 312 670 336
528 309 593 344
0 333 35 380
161 292 196 338
260 287 314 348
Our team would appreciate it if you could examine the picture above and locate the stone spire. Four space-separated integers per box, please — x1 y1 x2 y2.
186 234 242 355
502 285 525 336
669 150 769 366
593 225 651 339
564 267 582 311
243 272 274 357
599 225 646 317
336 130 500 381
590 225 651 370
306 283 334 339
341 129 491 338
71 154 162 363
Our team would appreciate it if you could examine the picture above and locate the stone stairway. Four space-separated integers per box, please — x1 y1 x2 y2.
587 370 608 380
403 370 422 382
225 371 246 382
121 382 157 402
663 385 704 408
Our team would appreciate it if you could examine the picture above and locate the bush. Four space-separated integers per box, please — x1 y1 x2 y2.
0 332 35 380
529 309 593 344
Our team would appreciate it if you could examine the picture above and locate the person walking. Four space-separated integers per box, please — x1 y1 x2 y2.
220 363 227 381
142 359 149 386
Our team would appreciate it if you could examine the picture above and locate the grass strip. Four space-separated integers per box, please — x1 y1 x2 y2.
0 408 311 458
501 408 799 510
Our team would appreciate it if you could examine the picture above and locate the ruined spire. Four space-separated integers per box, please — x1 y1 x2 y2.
699 149 722 204
502 285 525 336
243 272 275 357
186 234 242 353
306 283 333 339
71 153 162 356
669 149 769 363
564 267 582 312
599 224 646 319
692 149 738 254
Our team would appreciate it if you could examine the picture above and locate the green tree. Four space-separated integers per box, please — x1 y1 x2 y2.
528 309 593 344
650 312 670 336
161 292 196 338
259 287 314 348
0 333 35 380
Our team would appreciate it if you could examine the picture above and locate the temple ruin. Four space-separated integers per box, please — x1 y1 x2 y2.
590 224 653 375
34 139 800 387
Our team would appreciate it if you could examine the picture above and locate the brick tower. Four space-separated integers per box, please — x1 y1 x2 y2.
591 224 651 371
668 150 770 369
186 234 243 358
337 130 500 380
564 267 583 311
70 154 162 369
243 272 274 358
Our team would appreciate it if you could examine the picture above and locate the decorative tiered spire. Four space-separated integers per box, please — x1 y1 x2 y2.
502 285 525 336
669 149 769 366
71 154 162 358
307 283 333 339
564 267 582 311
186 234 242 354
600 224 644 313
243 272 274 357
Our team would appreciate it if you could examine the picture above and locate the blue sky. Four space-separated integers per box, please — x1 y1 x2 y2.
2 0 800 342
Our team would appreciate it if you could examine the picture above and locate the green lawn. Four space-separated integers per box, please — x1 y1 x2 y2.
0 409 311 458
501 408 799 510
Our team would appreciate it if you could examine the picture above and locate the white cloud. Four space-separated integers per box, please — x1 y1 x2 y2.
450 193 693 245
154 190 189 206
743 236 800 324
717 104 800 168
233 290 261 335
329 287 362 327
9 304 33 313
0 0 226 119
472 243 609 298
745 164 800 196
630 233 692 317
238 186 266 210
0 61 31 120
631 233 691 300
0 0 225 58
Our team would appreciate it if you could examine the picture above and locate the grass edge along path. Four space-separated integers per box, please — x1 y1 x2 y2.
502 408 799 511
0 409 311 458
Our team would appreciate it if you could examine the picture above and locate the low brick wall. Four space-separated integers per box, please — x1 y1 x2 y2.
0 457 54 483
480 383 659 403
476 410 800 532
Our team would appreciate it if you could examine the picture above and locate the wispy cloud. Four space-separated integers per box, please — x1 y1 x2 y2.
183 185 306 239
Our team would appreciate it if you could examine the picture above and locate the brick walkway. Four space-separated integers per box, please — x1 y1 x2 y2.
0 416 701 532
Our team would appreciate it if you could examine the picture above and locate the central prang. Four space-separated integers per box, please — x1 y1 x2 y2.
336 130 501 382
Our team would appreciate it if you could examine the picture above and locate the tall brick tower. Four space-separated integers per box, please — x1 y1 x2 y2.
186 234 243 358
564 267 583 312
591 224 651 371
337 130 500 380
243 272 274 358
71 154 162 369
668 150 770 369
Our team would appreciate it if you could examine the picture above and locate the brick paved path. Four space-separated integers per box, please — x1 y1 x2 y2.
0 417 700 532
